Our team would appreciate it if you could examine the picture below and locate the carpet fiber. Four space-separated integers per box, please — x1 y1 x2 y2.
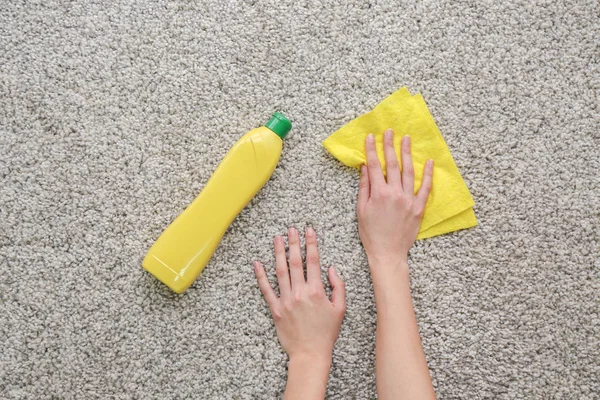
1 0 598 398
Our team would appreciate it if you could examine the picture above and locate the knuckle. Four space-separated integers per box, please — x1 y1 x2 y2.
368 160 380 170
275 267 287 278
405 167 415 177
272 307 283 321
292 293 303 303
308 288 321 299
283 300 293 312
307 254 319 265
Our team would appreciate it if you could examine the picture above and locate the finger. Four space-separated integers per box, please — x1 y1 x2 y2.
305 226 324 291
401 135 415 195
383 129 401 187
365 133 386 189
273 235 291 299
254 261 280 311
328 267 346 311
287 227 305 289
416 159 434 212
357 165 370 211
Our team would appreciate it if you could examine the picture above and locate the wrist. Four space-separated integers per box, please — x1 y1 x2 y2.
367 255 410 282
289 352 332 370
286 353 331 399
367 258 412 305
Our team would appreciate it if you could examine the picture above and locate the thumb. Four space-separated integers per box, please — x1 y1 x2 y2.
328 266 346 312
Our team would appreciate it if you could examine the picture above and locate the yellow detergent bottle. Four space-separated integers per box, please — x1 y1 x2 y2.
143 112 292 293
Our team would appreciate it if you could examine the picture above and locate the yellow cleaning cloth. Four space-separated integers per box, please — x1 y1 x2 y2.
323 87 477 239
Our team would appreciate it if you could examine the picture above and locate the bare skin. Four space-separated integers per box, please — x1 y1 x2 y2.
358 130 436 399
254 227 346 400
254 128 435 399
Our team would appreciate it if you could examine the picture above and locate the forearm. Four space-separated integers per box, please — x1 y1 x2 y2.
371 259 436 400
284 354 331 400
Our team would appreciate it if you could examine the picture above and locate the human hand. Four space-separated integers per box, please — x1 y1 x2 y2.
357 129 433 277
254 227 346 364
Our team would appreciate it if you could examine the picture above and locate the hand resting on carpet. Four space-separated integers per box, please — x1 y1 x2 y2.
253 226 346 400
253 129 436 400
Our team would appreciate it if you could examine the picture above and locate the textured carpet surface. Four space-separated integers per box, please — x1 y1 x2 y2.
1 0 599 398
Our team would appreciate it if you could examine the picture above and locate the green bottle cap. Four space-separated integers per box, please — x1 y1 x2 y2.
265 112 292 139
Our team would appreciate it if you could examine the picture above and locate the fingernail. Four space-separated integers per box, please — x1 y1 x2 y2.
253 261 260 270
385 129 393 138
367 133 374 143
306 226 315 236
289 226 297 236
427 159 434 168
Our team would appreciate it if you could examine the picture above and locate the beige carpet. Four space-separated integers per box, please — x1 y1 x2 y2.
1 0 598 398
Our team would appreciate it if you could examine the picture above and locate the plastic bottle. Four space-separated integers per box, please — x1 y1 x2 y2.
143 112 292 293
